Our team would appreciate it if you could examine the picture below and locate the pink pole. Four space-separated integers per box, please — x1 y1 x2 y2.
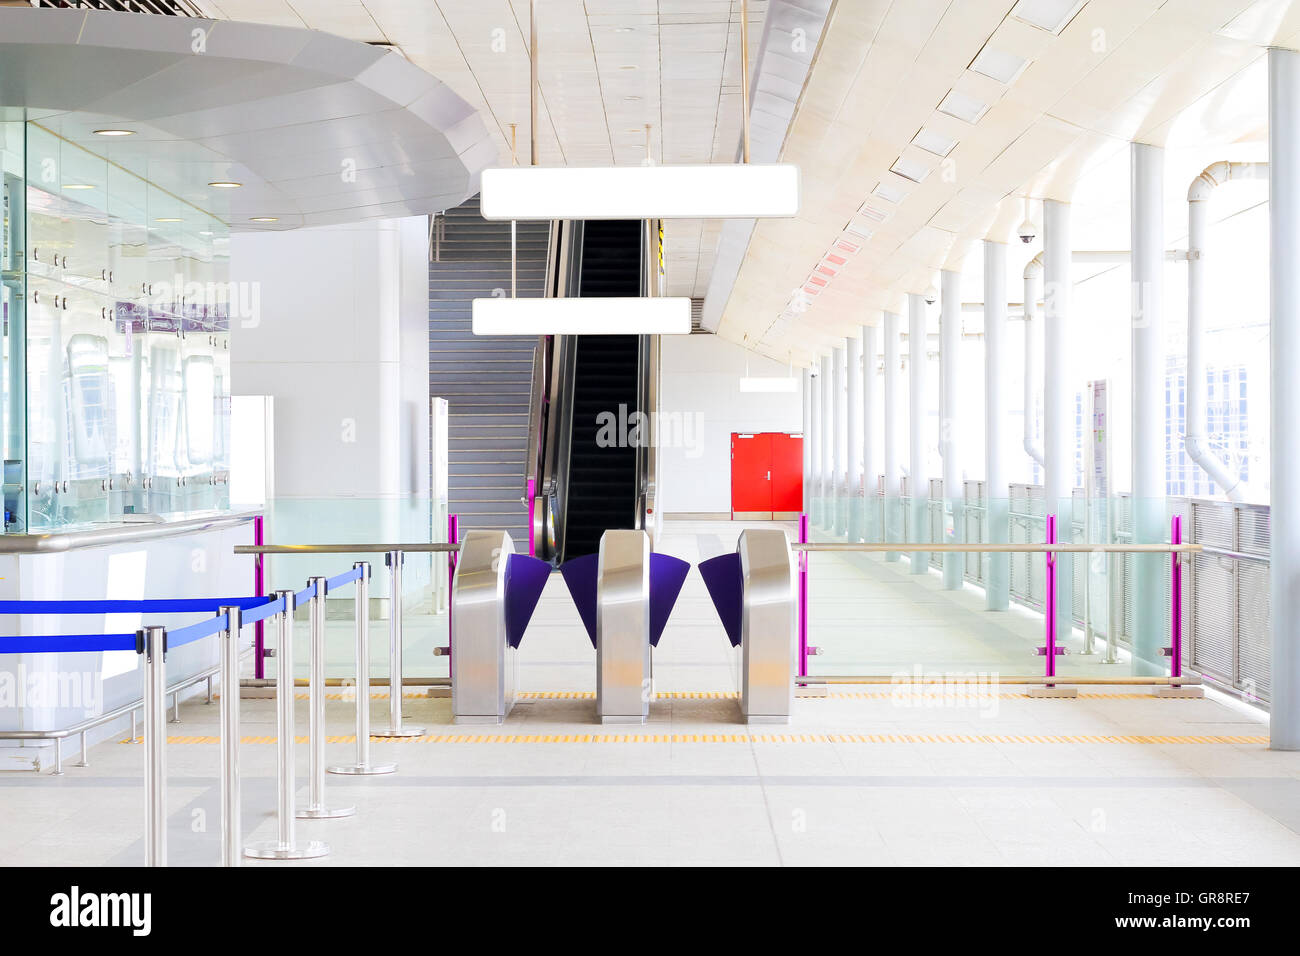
1170 514 1183 678
527 478 536 556
1044 513 1057 681
253 514 265 679
798 512 809 678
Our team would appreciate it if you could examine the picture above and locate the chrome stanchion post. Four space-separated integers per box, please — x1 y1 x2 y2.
139 626 168 867
372 550 424 738
244 590 328 860
330 562 396 774
298 577 355 818
218 605 242 867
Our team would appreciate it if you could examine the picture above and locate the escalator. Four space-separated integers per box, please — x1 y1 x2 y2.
528 218 661 563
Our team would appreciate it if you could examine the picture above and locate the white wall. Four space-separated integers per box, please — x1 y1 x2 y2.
230 218 431 589
230 217 429 502
659 335 803 514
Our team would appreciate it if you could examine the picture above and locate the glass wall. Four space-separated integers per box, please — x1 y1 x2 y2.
3 121 232 532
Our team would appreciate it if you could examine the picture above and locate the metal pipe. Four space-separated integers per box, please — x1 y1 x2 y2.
1169 516 1183 679
795 675 1203 686
940 269 962 590
254 514 265 680
861 324 878 542
1269 48 1300 751
820 353 834 528
846 334 863 541
882 310 902 561
329 562 396 776
1044 514 1058 682
834 345 848 535
740 0 751 163
984 241 1010 609
298 578 355 819
793 542 1199 553
141 626 167 867
218 605 241 867
244 590 328 860
907 292 930 572
798 513 809 677
372 551 425 738
1132 142 1168 677
1022 254 1045 468
1043 200 1074 644
1186 160 1266 503
529 0 539 166
235 543 461 555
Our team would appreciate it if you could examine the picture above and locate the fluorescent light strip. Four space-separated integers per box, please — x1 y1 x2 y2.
739 377 799 393
912 127 958 157
970 45 1029 84
472 297 691 335
480 164 800 220
890 156 931 183
1012 0 1086 34
938 89 990 124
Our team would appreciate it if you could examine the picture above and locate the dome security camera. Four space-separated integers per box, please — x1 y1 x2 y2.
1017 217 1037 244
923 285 938 306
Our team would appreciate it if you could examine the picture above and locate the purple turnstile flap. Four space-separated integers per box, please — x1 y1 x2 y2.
697 552 742 647
649 552 691 647
505 553 552 649
559 553 599 648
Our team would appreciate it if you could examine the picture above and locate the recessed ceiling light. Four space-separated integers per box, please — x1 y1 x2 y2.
92 129 134 136
614 27 634 33
835 238 861 255
208 181 242 189
62 184 95 190
618 65 638 70
911 127 958 158
250 217 279 223
199 230 214 236
846 217 876 240
155 217 184 223
1011 0 1086 35
871 181 907 205
970 45 1030 84
937 89 990 124
624 95 642 101
889 155 931 184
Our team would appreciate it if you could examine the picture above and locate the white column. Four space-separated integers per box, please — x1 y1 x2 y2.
984 240 1010 610
1044 199 1074 641
802 367 813 516
908 292 930 573
834 345 849 535
846 334 864 541
940 269 963 590
1131 142 1167 676
883 312 902 560
862 323 879 541
820 352 834 528
1270 48 1300 750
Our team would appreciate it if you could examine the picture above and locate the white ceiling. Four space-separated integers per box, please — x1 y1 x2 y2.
714 0 1300 365
200 0 768 296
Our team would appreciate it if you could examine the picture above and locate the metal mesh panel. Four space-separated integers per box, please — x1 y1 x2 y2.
1239 505 1270 556
1009 484 1045 611
1238 560 1271 699
929 478 944 571
964 480 984 583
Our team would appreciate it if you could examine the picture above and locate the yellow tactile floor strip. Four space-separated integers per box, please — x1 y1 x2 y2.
121 732 1269 746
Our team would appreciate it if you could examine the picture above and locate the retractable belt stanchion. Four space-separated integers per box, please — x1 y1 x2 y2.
139 625 168 867
245 589 329 860
330 561 396 774
218 605 242 867
298 577 355 819
372 550 425 738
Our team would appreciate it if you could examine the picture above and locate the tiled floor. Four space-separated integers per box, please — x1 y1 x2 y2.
2 519 1297 867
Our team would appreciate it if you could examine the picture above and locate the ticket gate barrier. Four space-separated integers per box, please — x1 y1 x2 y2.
559 530 690 724
698 529 796 723
450 530 551 724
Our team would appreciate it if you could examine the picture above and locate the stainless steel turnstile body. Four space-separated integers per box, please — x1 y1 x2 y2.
596 529 652 724
739 529 796 724
451 530 516 724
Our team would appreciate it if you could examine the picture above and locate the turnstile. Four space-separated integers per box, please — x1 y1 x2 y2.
699 529 796 723
450 529 550 724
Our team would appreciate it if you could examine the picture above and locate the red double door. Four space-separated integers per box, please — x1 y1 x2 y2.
730 432 803 519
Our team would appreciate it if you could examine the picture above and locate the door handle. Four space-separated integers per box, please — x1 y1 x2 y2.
766 471 771 480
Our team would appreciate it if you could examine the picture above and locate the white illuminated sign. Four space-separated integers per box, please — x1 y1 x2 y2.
479 164 801 221
472 297 691 335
